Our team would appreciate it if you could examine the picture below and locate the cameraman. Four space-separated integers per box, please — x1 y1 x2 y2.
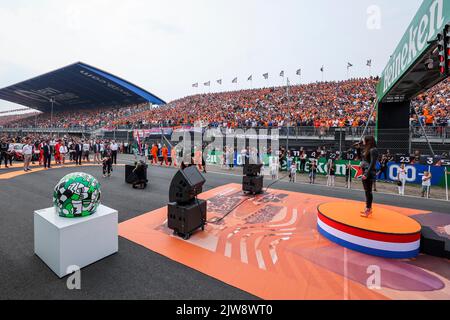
132 160 148 189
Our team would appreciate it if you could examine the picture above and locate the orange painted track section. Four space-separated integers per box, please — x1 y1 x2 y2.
318 202 422 235
119 183 449 300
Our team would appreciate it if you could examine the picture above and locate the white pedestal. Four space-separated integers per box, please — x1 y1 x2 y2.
34 204 118 278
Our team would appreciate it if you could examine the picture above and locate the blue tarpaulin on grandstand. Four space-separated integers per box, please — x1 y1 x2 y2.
0 62 165 112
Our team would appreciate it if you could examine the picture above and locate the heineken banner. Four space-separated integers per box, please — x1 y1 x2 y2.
281 157 449 187
377 0 450 101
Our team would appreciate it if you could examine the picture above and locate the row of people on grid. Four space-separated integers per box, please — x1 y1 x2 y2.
396 163 432 197
287 159 319 184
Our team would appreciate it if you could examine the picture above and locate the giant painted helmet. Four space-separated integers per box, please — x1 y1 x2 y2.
53 172 101 218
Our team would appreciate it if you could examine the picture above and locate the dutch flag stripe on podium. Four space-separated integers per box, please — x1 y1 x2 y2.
317 202 421 259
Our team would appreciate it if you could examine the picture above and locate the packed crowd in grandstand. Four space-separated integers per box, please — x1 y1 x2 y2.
0 77 449 130
0 103 153 129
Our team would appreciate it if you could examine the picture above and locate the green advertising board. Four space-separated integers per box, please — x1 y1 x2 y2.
280 157 360 177
377 0 450 101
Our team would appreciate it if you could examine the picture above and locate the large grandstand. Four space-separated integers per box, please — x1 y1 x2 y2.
1 76 449 130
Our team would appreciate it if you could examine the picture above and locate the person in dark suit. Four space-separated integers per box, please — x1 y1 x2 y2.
42 140 52 169
102 144 113 177
75 140 83 165
0 137 9 168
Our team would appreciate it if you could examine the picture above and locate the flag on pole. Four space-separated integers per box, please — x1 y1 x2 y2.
320 66 324 72
263 73 269 79
136 132 142 154
204 81 211 87
347 62 353 69
192 83 198 88
248 75 253 81
366 59 372 67
280 70 285 77
296 69 301 76
232 77 238 83
217 79 222 85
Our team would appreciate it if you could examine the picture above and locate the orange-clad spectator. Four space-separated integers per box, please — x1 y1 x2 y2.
54 140 61 164
151 144 159 164
171 147 178 167
161 145 169 166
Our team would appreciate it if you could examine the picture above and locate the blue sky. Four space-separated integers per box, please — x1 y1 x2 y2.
0 0 422 111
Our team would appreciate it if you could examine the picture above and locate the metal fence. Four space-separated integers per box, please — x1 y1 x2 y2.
1 125 449 146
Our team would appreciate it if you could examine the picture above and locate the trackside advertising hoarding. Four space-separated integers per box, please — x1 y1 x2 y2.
205 151 449 187
377 0 450 101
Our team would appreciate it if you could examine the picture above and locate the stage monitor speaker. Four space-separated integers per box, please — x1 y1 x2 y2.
125 164 147 184
243 163 263 177
167 199 207 239
169 166 206 203
243 175 264 194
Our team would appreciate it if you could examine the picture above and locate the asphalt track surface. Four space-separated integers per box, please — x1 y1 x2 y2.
0 159 448 300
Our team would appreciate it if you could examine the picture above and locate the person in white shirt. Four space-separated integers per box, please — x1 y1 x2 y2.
82 141 90 162
22 140 33 172
397 164 407 196
7 142 14 167
289 161 297 183
270 158 279 180
59 141 68 165
421 171 432 198
110 140 119 165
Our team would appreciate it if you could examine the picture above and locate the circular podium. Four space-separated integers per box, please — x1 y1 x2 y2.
317 202 421 259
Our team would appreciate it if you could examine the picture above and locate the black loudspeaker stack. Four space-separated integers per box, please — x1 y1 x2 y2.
168 200 207 240
125 164 148 184
242 163 263 194
167 166 207 240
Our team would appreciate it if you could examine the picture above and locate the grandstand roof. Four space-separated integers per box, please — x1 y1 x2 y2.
0 62 166 112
